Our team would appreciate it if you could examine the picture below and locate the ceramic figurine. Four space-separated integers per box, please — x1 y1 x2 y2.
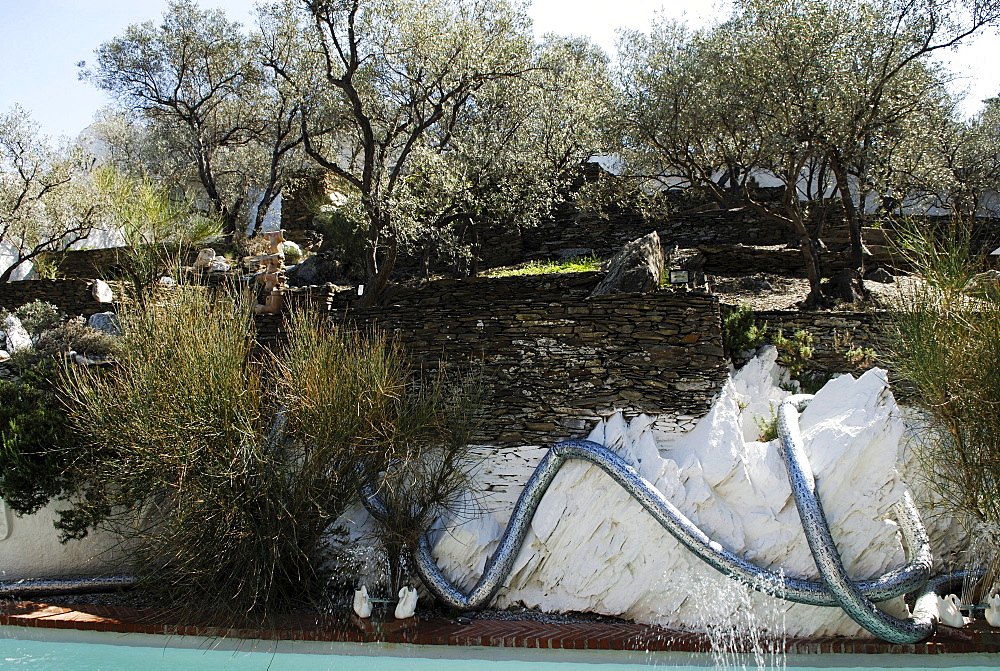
936 593 968 628
353 585 372 618
985 593 1000 627
395 585 418 619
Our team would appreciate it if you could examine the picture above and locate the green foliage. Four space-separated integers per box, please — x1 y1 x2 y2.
754 405 779 443
13 300 62 334
721 303 767 357
772 328 815 380
1 106 100 282
485 254 601 278
93 165 221 303
57 288 481 614
0 377 80 516
883 218 1000 526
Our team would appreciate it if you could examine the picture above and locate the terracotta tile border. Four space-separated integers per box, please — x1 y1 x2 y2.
1 600 999 656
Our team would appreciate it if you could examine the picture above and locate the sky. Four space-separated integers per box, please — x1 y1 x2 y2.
0 0 997 141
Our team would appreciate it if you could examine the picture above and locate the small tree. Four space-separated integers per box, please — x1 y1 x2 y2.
0 106 99 283
92 166 221 305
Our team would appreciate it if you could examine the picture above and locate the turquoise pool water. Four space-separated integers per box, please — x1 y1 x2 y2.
1 633 996 670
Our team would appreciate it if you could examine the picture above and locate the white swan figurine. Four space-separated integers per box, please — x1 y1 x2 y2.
985 593 1000 627
395 585 418 619
936 593 968 628
353 585 372 618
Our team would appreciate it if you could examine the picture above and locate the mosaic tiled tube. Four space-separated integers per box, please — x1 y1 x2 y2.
361 432 933 626
776 395 935 643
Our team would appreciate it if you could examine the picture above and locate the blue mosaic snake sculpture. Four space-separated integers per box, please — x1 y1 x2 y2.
363 394 949 644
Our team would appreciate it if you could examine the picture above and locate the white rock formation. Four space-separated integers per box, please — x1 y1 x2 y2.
429 347 962 638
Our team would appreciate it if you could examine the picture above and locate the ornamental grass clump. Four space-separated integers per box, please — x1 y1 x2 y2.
58 288 478 616
883 218 1000 529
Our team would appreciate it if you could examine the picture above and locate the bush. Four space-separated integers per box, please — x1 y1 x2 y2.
0 377 80 515
721 303 766 358
57 288 479 615
884 217 1000 526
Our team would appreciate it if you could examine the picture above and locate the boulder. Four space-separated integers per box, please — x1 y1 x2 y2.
1 315 31 353
285 252 342 286
87 311 121 336
589 231 664 297
90 279 114 303
864 267 895 284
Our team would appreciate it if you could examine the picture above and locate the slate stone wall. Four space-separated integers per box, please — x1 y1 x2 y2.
750 309 886 378
259 285 729 445
0 279 119 318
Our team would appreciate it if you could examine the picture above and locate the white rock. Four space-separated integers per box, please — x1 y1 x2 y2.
157 276 177 287
90 279 114 303
431 351 939 638
2 315 31 352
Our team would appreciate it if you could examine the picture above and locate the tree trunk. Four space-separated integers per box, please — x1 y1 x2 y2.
357 237 397 308
829 155 865 274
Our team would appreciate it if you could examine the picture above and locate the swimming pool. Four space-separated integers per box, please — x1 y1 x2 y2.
1 628 996 670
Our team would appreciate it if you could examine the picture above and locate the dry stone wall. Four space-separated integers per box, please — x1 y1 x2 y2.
0 279 119 318
751 309 885 378
259 283 729 445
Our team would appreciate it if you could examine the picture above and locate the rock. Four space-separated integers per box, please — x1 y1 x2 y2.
555 247 594 260
208 259 232 273
87 311 121 336
427 353 962 638
864 267 895 283
2 315 31 352
193 248 217 271
589 231 664 297
964 270 1000 298
90 279 114 303
0 349 9 361
158 276 177 287
285 252 342 286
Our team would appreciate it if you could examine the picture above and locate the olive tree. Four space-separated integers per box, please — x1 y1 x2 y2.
614 0 1000 305
87 0 307 236
0 106 99 283
278 0 538 305
390 34 612 277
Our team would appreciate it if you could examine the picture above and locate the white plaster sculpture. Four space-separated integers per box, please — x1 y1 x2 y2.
395 585 418 619
936 594 967 628
985 593 1000 627
423 348 968 639
352 585 372 618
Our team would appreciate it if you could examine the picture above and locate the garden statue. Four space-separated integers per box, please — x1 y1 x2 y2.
936 593 968 628
352 585 373 618
395 586 418 619
253 254 285 315
986 593 1000 627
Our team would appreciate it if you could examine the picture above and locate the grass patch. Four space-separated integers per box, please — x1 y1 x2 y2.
485 254 601 277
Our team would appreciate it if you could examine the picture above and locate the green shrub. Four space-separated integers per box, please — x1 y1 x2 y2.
721 303 767 357
13 300 63 334
0 377 80 516
57 288 480 615
884 217 1000 527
